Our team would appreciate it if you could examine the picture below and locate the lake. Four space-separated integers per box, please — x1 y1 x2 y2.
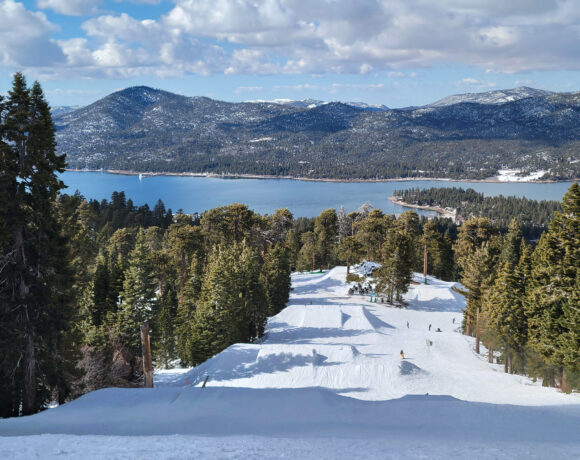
60 172 575 217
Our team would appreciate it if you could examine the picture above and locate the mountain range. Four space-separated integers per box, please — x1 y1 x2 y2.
54 86 580 180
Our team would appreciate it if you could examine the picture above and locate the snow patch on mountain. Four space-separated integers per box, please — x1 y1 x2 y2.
429 87 553 107
494 169 549 182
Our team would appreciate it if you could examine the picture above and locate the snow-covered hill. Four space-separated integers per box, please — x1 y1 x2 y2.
428 87 552 107
1 267 579 459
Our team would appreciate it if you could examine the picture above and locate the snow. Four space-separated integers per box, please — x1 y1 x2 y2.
494 169 549 182
352 260 382 276
248 137 274 143
429 87 552 107
1 267 579 458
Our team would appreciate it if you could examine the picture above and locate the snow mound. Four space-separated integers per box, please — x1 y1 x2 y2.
404 274 465 312
1 387 579 445
399 360 427 376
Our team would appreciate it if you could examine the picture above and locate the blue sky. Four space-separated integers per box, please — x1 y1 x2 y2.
1 0 579 108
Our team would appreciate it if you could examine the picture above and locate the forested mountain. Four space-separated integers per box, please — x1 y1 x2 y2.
55 86 580 180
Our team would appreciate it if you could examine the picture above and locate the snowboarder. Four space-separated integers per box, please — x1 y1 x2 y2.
406 321 409 328
453 317 455 324
429 324 431 331
436 327 442 332
400 349 405 359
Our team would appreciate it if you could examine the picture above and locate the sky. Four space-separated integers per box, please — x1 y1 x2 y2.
1 0 579 108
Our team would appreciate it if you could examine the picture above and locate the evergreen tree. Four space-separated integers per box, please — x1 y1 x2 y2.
314 208 338 268
284 229 300 271
338 236 364 275
526 182 580 385
297 231 317 271
261 243 291 315
175 254 204 365
354 209 393 261
269 208 293 244
375 231 414 304
116 230 157 355
152 284 177 368
0 74 74 416
397 211 422 270
189 241 267 364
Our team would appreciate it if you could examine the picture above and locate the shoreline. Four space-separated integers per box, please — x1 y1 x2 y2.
63 169 577 184
388 196 458 220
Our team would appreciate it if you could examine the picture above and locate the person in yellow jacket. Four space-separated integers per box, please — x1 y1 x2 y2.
400 349 405 359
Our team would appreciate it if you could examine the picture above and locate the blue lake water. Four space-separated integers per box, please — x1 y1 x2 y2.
60 172 575 217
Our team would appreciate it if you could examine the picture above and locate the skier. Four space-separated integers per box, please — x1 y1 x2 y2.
400 349 405 359
429 324 431 331
406 321 409 328
453 317 455 324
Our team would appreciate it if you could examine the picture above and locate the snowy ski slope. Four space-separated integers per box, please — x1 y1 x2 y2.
1 267 579 459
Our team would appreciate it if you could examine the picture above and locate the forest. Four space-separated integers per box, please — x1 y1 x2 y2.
394 186 562 239
1 74 578 418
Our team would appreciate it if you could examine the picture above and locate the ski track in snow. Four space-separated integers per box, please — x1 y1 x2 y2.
1 267 579 459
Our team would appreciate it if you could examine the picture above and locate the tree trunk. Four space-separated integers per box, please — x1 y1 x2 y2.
22 330 36 415
508 355 513 374
474 306 480 352
15 225 37 415
140 323 154 388
504 352 508 373
488 347 493 363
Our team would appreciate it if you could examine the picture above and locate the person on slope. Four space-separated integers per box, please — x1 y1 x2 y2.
400 349 405 359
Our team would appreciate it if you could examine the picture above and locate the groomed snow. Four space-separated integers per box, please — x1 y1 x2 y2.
1 267 579 458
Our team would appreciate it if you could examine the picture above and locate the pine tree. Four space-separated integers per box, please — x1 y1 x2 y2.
314 208 338 269
354 209 393 261
269 208 293 244
116 230 157 355
338 236 364 275
176 256 203 365
284 229 300 271
459 237 501 340
152 284 177 368
297 231 317 271
261 243 291 315
375 230 414 304
189 241 267 364
0 74 74 416
526 182 580 384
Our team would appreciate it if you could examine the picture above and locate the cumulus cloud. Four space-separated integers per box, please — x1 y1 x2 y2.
5 0 580 79
0 0 65 67
37 0 101 16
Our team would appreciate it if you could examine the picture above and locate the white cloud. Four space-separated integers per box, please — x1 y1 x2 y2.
37 0 101 16
0 0 65 67
5 0 580 79
458 78 496 89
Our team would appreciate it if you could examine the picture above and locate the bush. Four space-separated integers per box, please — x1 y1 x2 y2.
346 273 363 283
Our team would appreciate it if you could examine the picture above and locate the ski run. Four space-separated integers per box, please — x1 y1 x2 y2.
1 266 579 459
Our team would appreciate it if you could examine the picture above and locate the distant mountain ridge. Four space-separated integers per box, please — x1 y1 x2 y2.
428 87 553 107
55 86 580 180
